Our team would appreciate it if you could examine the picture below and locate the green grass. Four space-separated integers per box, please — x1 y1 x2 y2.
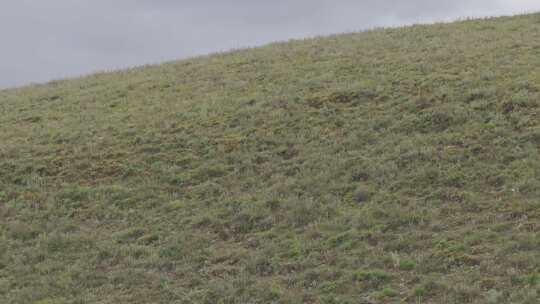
2 13 540 303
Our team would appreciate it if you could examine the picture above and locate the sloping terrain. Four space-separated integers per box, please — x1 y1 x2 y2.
1 13 540 304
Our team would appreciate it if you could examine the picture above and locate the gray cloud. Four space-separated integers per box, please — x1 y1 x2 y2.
1 0 540 88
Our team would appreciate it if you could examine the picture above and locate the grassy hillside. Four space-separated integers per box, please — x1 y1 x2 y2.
2 13 540 304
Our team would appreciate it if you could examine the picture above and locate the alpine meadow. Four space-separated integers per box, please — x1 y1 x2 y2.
1 13 540 304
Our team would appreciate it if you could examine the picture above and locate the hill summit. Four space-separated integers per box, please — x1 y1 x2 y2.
1 13 540 304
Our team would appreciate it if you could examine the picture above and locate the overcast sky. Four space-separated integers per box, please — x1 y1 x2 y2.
1 1 540 89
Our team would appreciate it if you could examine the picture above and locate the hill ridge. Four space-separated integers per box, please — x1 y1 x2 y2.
1 13 540 304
